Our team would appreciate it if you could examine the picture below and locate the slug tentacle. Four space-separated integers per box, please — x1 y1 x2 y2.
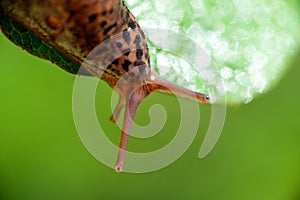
112 70 209 172
109 97 125 123
114 86 147 172
146 72 210 104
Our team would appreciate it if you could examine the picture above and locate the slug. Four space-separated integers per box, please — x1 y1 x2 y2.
0 0 209 172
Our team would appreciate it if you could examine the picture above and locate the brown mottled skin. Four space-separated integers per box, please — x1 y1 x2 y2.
0 0 209 172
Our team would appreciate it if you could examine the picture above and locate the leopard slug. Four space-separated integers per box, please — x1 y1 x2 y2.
0 0 209 172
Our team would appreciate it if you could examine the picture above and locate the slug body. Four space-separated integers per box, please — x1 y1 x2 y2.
0 0 209 172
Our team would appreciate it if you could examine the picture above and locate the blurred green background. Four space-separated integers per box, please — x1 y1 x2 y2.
1 1 300 200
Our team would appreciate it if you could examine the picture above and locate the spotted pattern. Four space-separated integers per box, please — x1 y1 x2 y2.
45 0 152 88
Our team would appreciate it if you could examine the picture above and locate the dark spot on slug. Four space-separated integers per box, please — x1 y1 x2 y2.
122 48 130 56
116 42 123 49
122 30 131 44
136 49 143 60
96 46 109 55
138 65 146 73
112 59 119 66
101 10 107 16
124 75 129 80
129 72 135 77
122 60 132 71
134 35 141 45
103 38 110 44
109 8 114 14
134 61 145 66
100 21 107 28
88 14 98 23
134 61 146 72
134 35 142 49
140 30 146 39
128 19 136 29
103 22 117 35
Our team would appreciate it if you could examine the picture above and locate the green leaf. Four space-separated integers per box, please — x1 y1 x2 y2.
0 14 80 74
